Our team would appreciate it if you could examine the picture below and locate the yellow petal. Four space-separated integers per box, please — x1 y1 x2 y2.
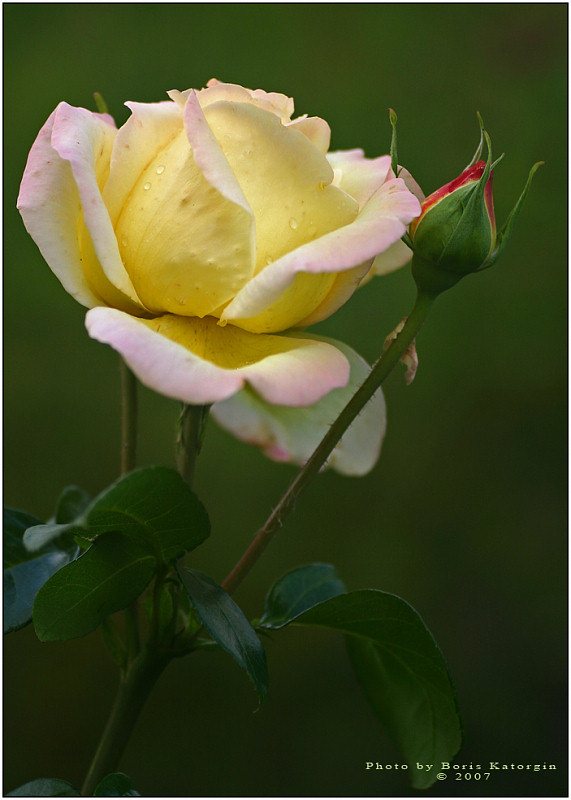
114 128 254 318
203 100 358 275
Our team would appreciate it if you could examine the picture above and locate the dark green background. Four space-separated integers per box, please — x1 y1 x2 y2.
4 3 567 797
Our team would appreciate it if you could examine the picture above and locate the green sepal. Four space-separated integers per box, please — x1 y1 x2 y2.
465 111 485 169
93 92 109 114
94 772 140 796
7 778 81 796
437 130 494 272
389 108 399 176
177 566 269 702
484 160 544 268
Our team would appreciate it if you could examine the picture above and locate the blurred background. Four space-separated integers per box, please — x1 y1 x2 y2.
4 3 567 797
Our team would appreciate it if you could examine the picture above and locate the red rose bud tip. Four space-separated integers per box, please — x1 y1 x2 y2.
410 117 542 296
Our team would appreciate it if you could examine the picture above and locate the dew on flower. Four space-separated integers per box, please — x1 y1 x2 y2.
156 165 165 175
288 217 298 230
143 181 152 190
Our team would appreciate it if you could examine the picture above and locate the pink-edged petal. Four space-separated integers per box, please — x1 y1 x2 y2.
111 94 255 318
286 116 331 153
369 239 413 277
212 334 386 476
221 176 422 333
397 165 425 204
293 262 372 328
17 105 102 308
194 79 295 121
103 100 183 224
327 151 392 207
50 103 145 312
202 97 357 276
183 90 255 220
85 308 350 406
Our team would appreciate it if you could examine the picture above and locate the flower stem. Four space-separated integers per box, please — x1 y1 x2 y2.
120 359 138 475
177 404 209 489
119 359 140 662
221 289 437 595
81 647 170 796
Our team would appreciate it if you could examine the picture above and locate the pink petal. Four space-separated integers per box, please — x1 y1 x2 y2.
85 308 350 407
17 105 102 308
221 176 422 332
50 103 144 310
327 151 392 207
212 333 386 476
286 116 331 152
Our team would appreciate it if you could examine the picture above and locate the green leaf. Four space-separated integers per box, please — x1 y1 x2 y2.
94 772 140 796
33 532 156 641
177 566 268 701
4 508 43 568
4 507 72 634
5 550 71 634
24 467 210 565
264 589 461 789
55 485 91 524
7 778 80 796
260 563 346 628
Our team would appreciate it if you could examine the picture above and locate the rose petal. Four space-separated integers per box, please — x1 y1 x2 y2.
212 334 386 476
196 79 295 121
286 116 331 153
103 100 183 224
369 239 413 277
221 176 422 332
183 91 255 220
85 308 350 406
49 103 145 313
17 105 102 308
327 151 392 207
202 97 358 276
109 93 255 318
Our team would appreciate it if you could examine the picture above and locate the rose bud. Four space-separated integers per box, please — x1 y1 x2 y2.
409 117 542 296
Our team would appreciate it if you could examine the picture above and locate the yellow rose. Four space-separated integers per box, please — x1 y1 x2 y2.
18 80 422 474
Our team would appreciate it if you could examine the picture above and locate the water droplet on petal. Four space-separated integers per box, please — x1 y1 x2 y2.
289 217 298 230
121 239 128 248
143 181 152 191
265 255 273 266
156 165 165 175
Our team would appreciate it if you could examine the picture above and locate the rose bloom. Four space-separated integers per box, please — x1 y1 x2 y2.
18 80 422 475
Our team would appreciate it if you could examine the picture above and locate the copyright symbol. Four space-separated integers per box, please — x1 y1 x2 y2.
436 773 447 781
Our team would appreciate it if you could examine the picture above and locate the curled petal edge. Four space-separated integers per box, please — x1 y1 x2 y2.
85 307 351 407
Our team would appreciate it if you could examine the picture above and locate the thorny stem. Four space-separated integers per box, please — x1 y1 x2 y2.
221 290 437 595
